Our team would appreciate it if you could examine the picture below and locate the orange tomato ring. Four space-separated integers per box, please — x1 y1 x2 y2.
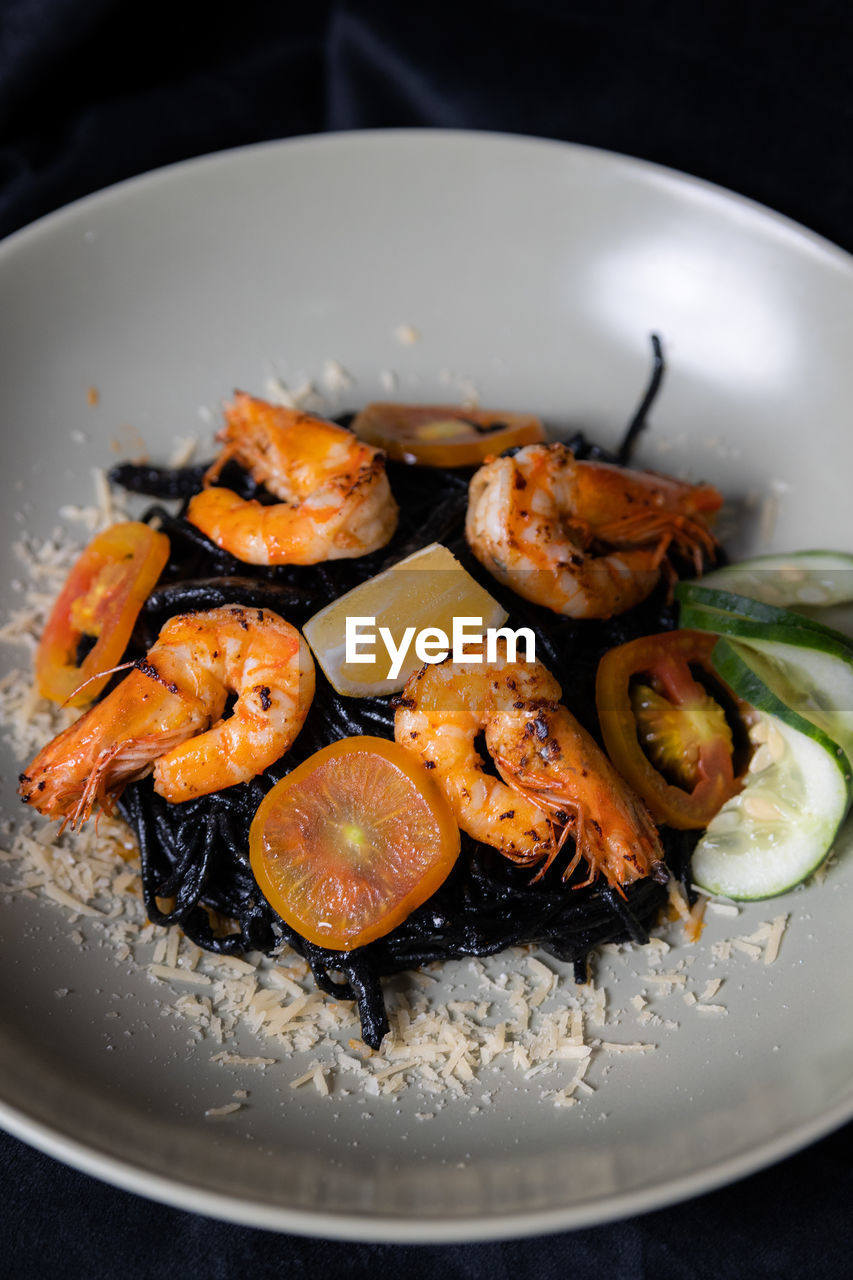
35 521 170 707
351 402 546 468
249 736 461 951
595 629 747 829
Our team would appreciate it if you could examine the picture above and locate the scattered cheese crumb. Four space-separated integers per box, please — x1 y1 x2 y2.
42 884 104 918
211 1052 277 1068
321 360 354 395
168 436 198 468
730 939 763 961
598 1041 655 1054
204 1102 242 1119
706 899 740 918
263 376 319 411
764 914 789 965
290 1065 329 1096
148 964 211 987
0 471 809 1117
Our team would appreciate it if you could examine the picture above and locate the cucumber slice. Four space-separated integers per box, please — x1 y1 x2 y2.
676 583 853 897
691 705 850 900
676 582 853 653
676 592 853 768
713 636 853 774
699 551 853 608
710 637 853 774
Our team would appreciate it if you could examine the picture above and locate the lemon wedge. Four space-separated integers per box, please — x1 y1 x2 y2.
303 543 508 696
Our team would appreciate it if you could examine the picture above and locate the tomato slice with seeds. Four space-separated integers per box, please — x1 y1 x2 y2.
352 402 545 468
249 736 460 951
595 630 747 829
36 521 170 707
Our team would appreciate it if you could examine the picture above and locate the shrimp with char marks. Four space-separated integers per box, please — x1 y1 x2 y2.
19 606 315 826
187 392 398 565
465 442 722 619
394 642 666 891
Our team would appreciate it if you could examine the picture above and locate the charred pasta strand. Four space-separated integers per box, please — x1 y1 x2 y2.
143 577 321 628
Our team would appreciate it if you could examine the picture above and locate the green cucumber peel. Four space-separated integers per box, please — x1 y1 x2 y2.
710 638 853 789
676 586 853 657
676 581 845 640
706 637 850 783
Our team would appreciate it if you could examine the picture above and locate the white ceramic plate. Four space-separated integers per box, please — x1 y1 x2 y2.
0 131 851 1242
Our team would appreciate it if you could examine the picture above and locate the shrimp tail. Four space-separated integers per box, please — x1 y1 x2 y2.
22 725 199 828
202 443 237 488
494 755 666 894
71 742 123 829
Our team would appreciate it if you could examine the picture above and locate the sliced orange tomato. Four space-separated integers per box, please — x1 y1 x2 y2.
36 521 170 707
595 630 746 829
351 402 545 468
249 736 461 951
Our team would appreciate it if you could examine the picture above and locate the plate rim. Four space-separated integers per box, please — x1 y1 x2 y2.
1 1089 851 1242
2 127 851 276
1 126 851 1242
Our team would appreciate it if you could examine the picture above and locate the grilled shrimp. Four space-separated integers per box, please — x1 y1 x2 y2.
394 643 666 891
19 606 315 826
466 443 722 618
187 392 399 565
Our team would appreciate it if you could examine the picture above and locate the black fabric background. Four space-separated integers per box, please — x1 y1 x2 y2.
1 1 852 1275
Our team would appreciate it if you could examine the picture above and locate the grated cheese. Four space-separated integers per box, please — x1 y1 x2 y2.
643 972 687 986
204 1102 242 1118
149 964 212 987
321 360 354 395
597 1041 655 1054
0 519 811 1115
42 884 105 918
730 939 763 960
211 1052 276 1068
705 899 740 919
763 914 789 965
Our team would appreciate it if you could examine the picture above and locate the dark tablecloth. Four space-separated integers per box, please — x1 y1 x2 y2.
1 2 851 1274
